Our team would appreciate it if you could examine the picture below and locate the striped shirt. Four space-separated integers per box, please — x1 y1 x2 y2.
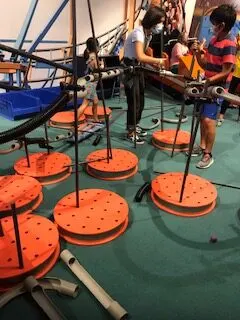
205 34 236 87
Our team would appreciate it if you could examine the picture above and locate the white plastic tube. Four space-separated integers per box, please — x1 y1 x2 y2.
60 249 128 320
207 86 240 106
184 87 200 97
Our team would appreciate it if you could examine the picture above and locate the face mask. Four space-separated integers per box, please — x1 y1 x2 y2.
152 23 164 34
211 23 224 37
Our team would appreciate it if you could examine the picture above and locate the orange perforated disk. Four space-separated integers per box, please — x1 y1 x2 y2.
152 129 190 151
49 111 86 128
84 106 112 121
0 175 43 217
0 214 59 291
86 149 138 180
54 189 129 245
151 172 217 217
14 152 72 185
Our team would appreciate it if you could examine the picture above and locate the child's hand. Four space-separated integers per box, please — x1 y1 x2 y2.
203 78 211 95
199 38 206 52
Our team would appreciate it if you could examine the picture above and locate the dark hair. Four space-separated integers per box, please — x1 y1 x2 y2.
83 37 99 60
210 5 236 33
177 32 187 44
141 6 165 30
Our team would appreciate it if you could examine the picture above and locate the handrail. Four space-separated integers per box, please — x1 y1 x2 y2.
0 43 72 73
34 19 128 53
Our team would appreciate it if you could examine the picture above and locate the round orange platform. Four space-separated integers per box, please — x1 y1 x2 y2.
86 149 138 180
0 214 59 291
84 106 112 121
151 172 217 217
14 152 72 185
152 129 190 151
0 175 42 217
49 111 86 128
54 189 129 245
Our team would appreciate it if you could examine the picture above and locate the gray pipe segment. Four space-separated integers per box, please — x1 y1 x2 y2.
0 277 79 309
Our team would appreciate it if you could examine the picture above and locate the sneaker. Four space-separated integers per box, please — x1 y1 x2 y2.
136 126 147 137
186 145 204 157
126 133 144 145
216 119 224 127
196 153 214 169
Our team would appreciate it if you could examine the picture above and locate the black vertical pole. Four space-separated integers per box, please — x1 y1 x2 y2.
72 0 80 208
40 106 50 155
0 220 4 237
86 0 112 161
133 67 137 149
23 137 31 167
171 100 185 157
179 103 202 202
11 203 24 269
160 0 164 131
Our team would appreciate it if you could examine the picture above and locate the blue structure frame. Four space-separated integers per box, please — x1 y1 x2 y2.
27 0 69 54
5 0 70 86
14 0 39 51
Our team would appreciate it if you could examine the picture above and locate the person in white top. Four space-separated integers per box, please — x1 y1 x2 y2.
170 31 189 73
123 6 165 145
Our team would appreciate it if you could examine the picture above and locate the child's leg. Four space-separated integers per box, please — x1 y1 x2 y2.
77 98 89 118
92 97 99 122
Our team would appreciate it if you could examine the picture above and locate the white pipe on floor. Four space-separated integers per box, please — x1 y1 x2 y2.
60 250 128 320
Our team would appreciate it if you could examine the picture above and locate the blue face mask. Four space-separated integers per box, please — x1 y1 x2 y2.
152 23 164 34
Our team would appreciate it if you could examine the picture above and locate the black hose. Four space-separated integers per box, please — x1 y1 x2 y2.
0 92 69 144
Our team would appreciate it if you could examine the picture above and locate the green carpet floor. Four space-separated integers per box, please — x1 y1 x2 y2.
1 87 240 319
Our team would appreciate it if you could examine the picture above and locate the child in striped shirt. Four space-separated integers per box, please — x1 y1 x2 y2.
190 4 237 169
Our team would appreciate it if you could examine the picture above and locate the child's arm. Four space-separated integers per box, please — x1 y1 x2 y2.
194 39 207 69
89 54 104 70
135 41 165 67
205 62 234 87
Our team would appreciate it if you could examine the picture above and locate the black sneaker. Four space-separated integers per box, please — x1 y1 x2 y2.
136 126 147 137
126 133 144 145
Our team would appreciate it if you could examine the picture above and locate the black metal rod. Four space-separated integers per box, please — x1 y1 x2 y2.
87 0 112 162
153 170 240 190
160 0 164 132
0 43 72 73
65 157 108 167
190 102 197 138
72 0 80 208
50 68 57 88
179 105 202 202
40 107 50 155
11 203 24 269
133 69 137 149
171 101 185 157
23 137 31 167
0 220 4 237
